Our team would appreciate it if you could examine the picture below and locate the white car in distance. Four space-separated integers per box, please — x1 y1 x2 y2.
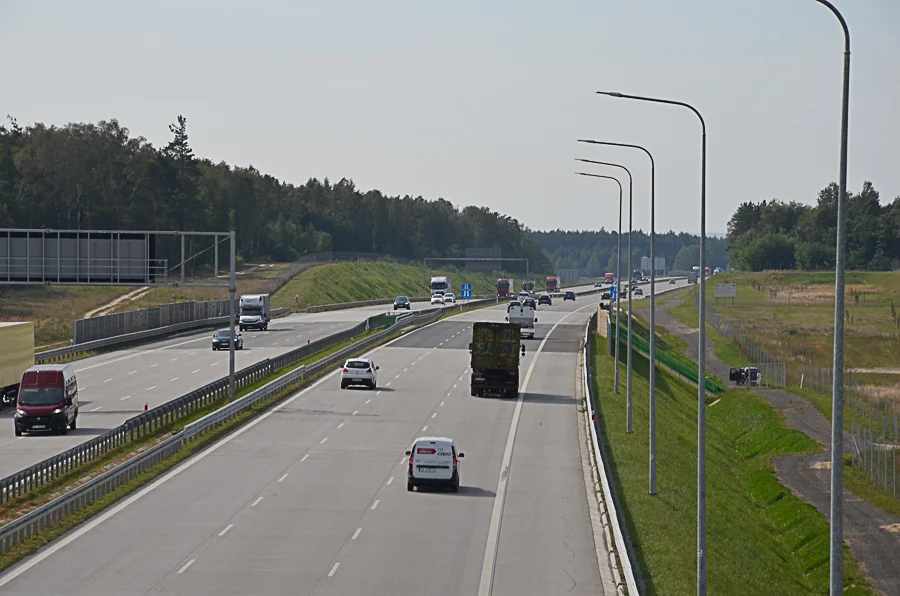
430 294 445 305
443 292 456 303
340 358 379 389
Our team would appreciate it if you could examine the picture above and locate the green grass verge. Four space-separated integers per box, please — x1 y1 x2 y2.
590 337 873 594
271 262 512 310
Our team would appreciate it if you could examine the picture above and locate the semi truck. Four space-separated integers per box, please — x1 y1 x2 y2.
522 280 535 292
469 322 526 398
546 276 559 292
605 272 614 284
506 305 537 339
239 294 270 331
430 276 451 296
496 278 513 297
0 322 35 408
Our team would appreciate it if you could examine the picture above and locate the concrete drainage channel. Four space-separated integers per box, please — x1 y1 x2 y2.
0 298 506 558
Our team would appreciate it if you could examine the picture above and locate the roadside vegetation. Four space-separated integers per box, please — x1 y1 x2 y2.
590 337 872 594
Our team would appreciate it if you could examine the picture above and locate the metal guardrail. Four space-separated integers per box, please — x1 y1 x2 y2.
0 296 502 554
35 307 291 364
583 313 640 595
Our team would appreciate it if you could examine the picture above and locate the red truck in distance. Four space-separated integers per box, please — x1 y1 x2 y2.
605 272 614 284
496 278 512 297
546 276 559 292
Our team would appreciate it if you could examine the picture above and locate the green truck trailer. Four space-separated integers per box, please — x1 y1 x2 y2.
0 322 35 407
468 321 525 398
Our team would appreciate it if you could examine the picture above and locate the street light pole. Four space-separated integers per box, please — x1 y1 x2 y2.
228 231 237 402
810 2 851 593
575 172 624 395
596 90 707 594
580 139 658 496
577 158 635 434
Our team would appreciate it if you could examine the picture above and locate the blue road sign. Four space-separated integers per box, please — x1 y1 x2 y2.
610 286 617 301
462 283 472 300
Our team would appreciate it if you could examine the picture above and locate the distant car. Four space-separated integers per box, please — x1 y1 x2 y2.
406 436 464 492
430 294 445 305
669 279 677 284
522 297 536 309
444 292 456 303
563 291 576 301
538 293 552 306
594 281 603 287
601 292 611 300
507 300 522 312
341 358 379 389
212 329 243 351
518 292 530 302
394 296 411 310
634 287 643 296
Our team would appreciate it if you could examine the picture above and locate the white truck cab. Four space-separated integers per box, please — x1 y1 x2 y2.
406 436 464 492
506 305 537 339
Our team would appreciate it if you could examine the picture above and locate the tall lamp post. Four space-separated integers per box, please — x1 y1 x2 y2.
580 138 658 496
810 1 851 593
577 158 635 434
596 90 708 593
575 171 624 395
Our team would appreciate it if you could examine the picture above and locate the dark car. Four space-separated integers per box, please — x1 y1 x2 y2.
538 293 552 306
523 297 537 309
601 291 611 300
669 279 677 284
634 287 643 296
212 328 243 351
393 296 411 310
563 291 576 301
594 281 603 288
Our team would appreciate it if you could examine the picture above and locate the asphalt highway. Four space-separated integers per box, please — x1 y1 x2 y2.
0 296 616 595
0 300 438 479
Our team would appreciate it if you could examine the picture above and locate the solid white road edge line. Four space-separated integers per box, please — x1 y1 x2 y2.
477 303 594 596
0 302 506 587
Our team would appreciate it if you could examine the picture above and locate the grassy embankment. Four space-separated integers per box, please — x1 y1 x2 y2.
270 262 509 310
666 278 900 516
590 336 872 594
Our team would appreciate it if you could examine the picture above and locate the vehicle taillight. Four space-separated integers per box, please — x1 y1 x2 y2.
408 455 414 471
343 368 349 373
366 369 372 373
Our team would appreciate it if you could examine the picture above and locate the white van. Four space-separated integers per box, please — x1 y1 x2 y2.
506 305 537 339
405 436 465 492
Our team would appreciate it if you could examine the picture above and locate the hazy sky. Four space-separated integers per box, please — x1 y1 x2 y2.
2 1 898 235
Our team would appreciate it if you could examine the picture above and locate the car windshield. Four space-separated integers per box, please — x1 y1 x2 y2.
215 329 233 337
396 296 408 302
18 387 64 406
346 361 370 369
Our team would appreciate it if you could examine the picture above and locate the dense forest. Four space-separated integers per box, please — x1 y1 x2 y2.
0 116 552 273
532 230 729 276
727 182 900 271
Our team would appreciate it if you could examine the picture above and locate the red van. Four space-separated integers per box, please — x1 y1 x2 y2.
15 364 80 436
